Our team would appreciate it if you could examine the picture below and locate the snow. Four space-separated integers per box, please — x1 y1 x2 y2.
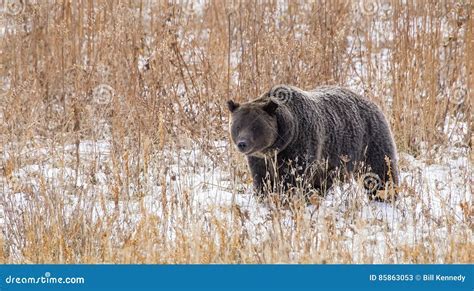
1 129 470 263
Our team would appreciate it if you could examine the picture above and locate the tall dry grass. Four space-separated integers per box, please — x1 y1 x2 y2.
0 0 472 263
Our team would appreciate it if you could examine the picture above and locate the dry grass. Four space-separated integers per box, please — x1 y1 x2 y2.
0 0 472 264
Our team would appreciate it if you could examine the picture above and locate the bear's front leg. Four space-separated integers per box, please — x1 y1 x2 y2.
247 156 273 196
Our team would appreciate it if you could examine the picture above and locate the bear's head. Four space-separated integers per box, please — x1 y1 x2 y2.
227 99 279 156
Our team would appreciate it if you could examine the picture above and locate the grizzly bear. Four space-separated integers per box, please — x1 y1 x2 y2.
227 85 399 200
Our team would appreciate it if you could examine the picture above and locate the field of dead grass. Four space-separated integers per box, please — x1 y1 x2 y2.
0 0 472 263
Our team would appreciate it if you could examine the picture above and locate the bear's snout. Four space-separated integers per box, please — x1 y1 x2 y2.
237 140 249 152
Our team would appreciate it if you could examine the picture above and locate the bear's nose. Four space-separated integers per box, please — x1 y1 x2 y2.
237 140 248 152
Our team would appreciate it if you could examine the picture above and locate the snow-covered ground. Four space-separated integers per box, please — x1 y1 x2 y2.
1 125 471 263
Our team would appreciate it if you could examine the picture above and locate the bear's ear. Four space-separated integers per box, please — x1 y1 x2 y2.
263 100 278 115
227 100 240 112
